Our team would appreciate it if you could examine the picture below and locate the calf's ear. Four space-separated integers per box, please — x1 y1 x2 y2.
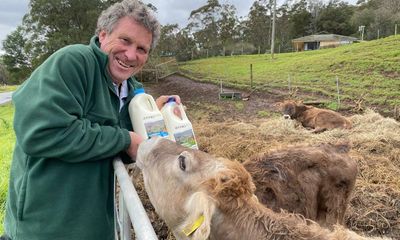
180 191 216 240
273 102 282 111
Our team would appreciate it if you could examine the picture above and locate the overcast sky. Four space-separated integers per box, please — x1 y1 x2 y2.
0 0 357 55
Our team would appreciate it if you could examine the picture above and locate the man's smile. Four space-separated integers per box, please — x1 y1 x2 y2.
116 57 133 68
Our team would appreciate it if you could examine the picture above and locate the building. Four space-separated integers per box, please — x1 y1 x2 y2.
292 34 358 51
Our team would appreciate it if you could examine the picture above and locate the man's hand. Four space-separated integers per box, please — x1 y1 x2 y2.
155 95 181 110
126 131 144 159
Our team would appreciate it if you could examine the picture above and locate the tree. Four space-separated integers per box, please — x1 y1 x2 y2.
27 0 108 54
2 26 32 83
245 0 272 54
219 4 238 55
175 28 197 61
0 59 9 85
156 24 180 56
308 0 325 34
188 0 222 57
275 3 293 52
1 0 119 82
288 0 313 38
316 0 355 36
351 0 399 39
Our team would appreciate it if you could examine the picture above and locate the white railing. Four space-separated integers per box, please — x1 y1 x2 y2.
113 157 158 240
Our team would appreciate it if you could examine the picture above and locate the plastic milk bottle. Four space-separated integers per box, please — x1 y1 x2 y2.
161 97 198 149
128 88 169 139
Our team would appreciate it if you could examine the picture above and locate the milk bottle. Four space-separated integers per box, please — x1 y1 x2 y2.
161 97 198 149
128 88 168 139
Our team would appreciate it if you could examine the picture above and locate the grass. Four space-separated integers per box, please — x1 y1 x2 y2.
0 85 18 93
179 35 400 113
0 103 15 233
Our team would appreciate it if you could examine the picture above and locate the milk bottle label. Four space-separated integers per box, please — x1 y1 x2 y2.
129 88 169 139
144 119 169 138
173 128 198 149
161 97 199 149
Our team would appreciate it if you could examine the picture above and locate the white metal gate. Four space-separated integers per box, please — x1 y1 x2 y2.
113 157 158 240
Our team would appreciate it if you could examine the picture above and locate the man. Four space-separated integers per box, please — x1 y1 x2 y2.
2 0 177 239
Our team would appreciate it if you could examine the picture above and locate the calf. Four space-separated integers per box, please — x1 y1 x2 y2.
281 100 352 133
136 138 386 240
243 143 357 227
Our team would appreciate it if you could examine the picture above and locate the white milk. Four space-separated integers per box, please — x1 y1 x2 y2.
161 98 198 149
128 88 168 139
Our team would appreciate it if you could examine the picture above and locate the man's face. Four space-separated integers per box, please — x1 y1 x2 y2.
99 16 152 84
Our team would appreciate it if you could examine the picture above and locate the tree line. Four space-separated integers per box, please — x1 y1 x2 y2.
1 0 399 84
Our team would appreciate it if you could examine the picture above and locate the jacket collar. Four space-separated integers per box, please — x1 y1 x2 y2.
90 36 109 70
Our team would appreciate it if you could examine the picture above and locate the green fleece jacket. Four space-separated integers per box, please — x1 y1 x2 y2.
4 36 143 240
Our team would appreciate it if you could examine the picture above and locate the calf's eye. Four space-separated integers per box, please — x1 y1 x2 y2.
178 155 186 171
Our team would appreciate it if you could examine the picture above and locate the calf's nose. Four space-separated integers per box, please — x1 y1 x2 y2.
283 114 291 119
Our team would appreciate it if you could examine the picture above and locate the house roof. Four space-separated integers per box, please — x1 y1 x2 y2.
292 34 358 43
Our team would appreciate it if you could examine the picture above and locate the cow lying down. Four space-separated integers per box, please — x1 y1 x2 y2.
281 100 352 133
243 143 357 227
136 138 388 240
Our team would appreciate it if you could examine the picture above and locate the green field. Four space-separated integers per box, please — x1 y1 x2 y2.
0 103 15 233
180 35 400 114
0 85 18 93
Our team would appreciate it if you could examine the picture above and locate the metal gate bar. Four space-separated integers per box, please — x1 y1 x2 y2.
113 157 158 240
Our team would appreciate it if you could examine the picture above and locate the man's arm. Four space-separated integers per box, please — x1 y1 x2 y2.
13 47 131 162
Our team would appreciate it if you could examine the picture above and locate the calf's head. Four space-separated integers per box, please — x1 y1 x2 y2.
136 137 255 240
281 100 306 119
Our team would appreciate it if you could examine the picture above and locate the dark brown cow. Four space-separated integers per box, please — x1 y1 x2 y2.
243 143 357 227
281 100 352 133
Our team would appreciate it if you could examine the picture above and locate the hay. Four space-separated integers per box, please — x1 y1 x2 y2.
347 183 400 236
192 109 400 239
130 109 398 239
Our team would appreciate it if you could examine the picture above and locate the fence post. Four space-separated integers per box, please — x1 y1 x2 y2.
250 64 253 89
155 66 159 83
395 24 398 36
336 76 340 110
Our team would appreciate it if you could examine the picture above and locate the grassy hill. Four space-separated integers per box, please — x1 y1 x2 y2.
179 35 400 115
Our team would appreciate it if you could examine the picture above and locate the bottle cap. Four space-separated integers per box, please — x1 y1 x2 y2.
167 97 176 103
134 88 145 95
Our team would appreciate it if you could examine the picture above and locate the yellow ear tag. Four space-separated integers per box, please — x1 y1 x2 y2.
182 215 205 236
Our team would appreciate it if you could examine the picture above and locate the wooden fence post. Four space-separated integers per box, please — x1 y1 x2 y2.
336 76 340 110
155 67 159 83
394 105 399 120
250 64 253 89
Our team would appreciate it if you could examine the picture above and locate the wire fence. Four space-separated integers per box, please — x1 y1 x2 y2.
177 61 400 119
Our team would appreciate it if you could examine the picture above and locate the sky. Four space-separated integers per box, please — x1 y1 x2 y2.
0 0 358 55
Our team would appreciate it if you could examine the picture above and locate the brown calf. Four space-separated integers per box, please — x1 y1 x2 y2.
281 100 352 133
243 143 357 227
136 138 386 240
